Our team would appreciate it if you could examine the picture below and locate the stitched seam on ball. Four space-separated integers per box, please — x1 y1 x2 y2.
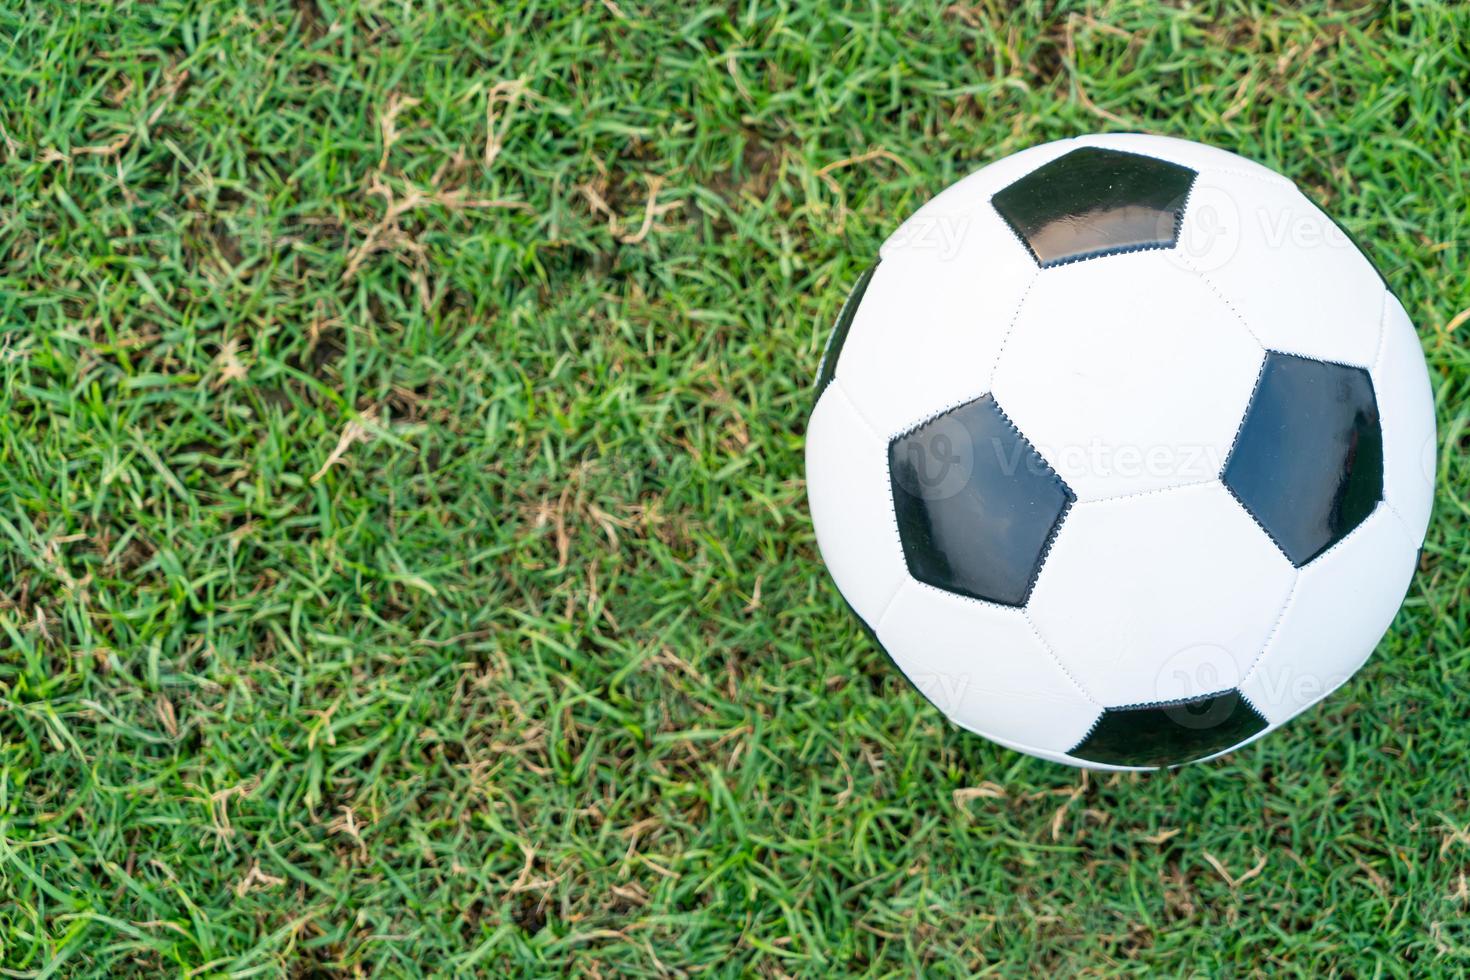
1382 498 1413 539
1200 165 1296 189
910 579 1020 614
1071 710 1105 750
831 377 885 443
827 379 910 598
886 259 1033 441
986 268 1040 392
945 719 1112 770
1370 285 1392 373
870 579 906 636
1222 352 1269 477
1333 501 1387 559
882 333 1046 449
1246 345 1373 371
1377 499 1417 546
1222 481 1294 563
1187 247 1382 372
991 196 1044 267
1172 172 1197 253
987 396 1076 604
1021 609 1100 707
1179 253 1267 350
888 392 985 443
1025 498 1070 606
1037 239 1174 270
1103 688 1239 713
1234 690 1267 723
1217 354 1299 562
1238 502 1384 687
1238 572 1301 688
1078 477 1217 508
879 436 908 598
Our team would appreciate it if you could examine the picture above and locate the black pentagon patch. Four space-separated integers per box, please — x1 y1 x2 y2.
814 261 879 397
1223 351 1383 566
991 147 1196 267
889 394 1072 607
1069 690 1268 768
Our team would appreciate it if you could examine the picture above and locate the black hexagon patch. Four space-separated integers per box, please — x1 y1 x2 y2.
1223 351 1383 566
1069 690 1268 768
888 394 1072 607
991 147 1196 267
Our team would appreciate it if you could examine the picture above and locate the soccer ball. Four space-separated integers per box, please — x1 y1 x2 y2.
806 134 1435 769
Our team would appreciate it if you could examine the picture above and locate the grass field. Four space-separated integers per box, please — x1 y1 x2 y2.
0 0 1467 974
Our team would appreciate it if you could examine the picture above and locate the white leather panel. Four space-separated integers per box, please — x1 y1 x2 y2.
1027 481 1296 708
1373 293 1437 545
1238 504 1418 724
993 251 1264 501
1182 169 1385 367
875 578 1100 754
805 382 907 625
834 211 1037 439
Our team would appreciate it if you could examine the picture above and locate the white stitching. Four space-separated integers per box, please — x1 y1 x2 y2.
1104 688 1238 713
986 267 1040 394
985 397 1073 601
909 578 1019 614
1215 352 1305 560
1076 477 1218 507
1221 482 1293 564
828 377 882 442
886 389 985 443
848 269 1040 445
1237 498 1393 687
1071 707 1106 748
1382 498 1414 540
1022 609 1101 707
1035 239 1177 270
1371 285 1393 373
871 578 906 635
1222 350 1269 475
825 379 911 606
1248 345 1375 371
1238 571 1301 686
1199 165 1296 189
1176 252 1267 350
